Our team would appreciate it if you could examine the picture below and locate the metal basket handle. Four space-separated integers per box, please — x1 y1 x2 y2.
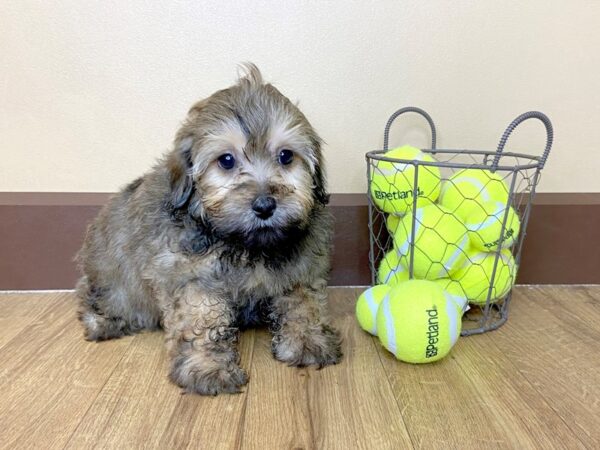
383 106 437 151
492 111 553 170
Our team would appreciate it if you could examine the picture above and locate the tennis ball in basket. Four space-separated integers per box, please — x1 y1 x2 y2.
439 169 509 219
386 214 402 234
451 249 517 305
394 204 470 279
356 285 391 335
370 145 441 214
377 249 410 285
464 201 521 251
376 280 462 363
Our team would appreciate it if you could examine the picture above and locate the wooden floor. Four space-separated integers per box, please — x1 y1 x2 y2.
0 287 599 449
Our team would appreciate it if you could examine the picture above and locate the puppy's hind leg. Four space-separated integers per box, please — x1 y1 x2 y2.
76 277 133 341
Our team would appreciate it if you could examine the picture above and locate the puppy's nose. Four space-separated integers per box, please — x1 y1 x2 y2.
252 195 277 219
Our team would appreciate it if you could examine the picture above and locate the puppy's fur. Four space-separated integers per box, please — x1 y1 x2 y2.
76 65 342 395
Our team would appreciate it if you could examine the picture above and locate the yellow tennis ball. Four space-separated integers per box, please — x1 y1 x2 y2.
370 145 442 214
439 169 509 219
377 249 410 285
356 285 391 335
376 280 462 363
464 201 521 252
451 249 517 305
394 204 470 279
433 278 469 313
386 214 402 234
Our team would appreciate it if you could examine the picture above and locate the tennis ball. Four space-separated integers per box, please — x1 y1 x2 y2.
376 280 462 363
356 285 391 335
451 249 517 305
370 145 441 214
434 278 469 313
377 249 410 285
394 204 470 279
464 201 521 252
386 214 402 234
439 169 509 219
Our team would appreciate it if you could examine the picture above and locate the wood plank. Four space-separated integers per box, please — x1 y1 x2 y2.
490 286 600 448
241 288 414 450
0 293 133 450
157 329 255 450
456 333 585 449
240 328 314 449
378 338 519 448
0 292 63 350
0 287 597 449
376 288 585 449
65 328 255 450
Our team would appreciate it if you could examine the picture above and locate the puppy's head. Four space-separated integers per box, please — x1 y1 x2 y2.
167 64 327 250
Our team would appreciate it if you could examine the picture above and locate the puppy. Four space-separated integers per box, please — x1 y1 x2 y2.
76 64 342 395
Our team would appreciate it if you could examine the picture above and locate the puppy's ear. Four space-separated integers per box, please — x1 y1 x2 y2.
311 137 330 205
167 136 195 209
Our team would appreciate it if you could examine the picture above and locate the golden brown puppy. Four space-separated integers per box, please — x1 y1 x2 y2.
76 64 342 395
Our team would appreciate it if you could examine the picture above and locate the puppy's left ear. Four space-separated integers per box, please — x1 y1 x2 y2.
167 136 195 209
311 137 330 205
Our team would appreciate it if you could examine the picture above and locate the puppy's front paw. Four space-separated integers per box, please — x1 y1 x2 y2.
170 356 248 395
272 324 343 368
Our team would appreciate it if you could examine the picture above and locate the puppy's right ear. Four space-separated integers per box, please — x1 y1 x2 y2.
167 136 194 208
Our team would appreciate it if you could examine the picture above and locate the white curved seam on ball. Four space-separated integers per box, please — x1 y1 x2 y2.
365 289 380 335
376 163 411 177
452 176 490 202
383 299 397 356
446 295 460 346
445 291 467 314
465 202 507 231
397 209 422 257
440 234 470 277
386 265 404 283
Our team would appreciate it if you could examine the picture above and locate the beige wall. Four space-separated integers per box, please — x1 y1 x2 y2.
1 1 599 193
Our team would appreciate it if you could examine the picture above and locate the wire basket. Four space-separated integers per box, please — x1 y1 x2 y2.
366 107 553 335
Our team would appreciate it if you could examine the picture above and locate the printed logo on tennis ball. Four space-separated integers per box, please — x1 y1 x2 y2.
394 204 470 280
370 145 441 214
376 280 462 363
464 201 521 252
439 169 509 220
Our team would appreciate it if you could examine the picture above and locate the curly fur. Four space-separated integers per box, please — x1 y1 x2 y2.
76 64 342 395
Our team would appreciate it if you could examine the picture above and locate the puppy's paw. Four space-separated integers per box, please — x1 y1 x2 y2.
272 324 343 368
169 356 248 396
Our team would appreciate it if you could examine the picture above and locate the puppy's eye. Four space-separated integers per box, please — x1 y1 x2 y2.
278 149 294 166
218 153 236 170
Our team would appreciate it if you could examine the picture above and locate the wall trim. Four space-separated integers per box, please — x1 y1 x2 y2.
1 192 599 289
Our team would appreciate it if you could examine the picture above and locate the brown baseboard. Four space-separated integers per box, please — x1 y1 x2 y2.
1 193 599 289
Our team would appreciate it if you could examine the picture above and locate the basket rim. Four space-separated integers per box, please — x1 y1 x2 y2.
366 149 542 171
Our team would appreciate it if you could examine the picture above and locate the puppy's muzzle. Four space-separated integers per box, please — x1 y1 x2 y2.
252 195 277 219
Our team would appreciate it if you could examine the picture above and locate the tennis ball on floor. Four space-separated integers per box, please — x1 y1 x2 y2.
394 204 470 279
376 280 462 363
356 285 391 335
439 169 509 219
377 249 410 285
370 145 442 214
434 278 469 313
451 249 517 305
386 214 402 234
464 201 521 252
